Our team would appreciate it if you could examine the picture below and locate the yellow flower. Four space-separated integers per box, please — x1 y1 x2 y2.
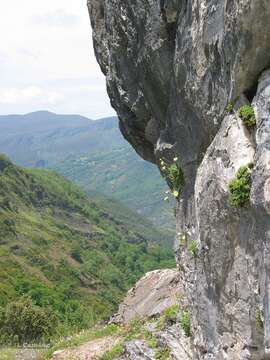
172 190 179 198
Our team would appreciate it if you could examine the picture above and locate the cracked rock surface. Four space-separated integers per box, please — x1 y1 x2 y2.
89 1 270 358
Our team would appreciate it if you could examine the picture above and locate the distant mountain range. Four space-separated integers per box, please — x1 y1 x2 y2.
0 111 175 238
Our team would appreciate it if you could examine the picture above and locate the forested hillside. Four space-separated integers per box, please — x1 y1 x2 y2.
0 155 174 342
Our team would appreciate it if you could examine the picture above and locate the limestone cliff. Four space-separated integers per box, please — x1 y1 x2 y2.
88 1 270 358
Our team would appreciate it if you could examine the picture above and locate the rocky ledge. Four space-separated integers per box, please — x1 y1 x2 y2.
89 1 270 358
111 269 182 324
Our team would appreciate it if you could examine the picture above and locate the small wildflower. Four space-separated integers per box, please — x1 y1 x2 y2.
181 234 187 241
173 190 179 198
161 166 166 171
173 157 178 162
164 196 169 201
160 160 165 166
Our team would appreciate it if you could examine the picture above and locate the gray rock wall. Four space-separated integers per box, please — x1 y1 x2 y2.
89 1 270 358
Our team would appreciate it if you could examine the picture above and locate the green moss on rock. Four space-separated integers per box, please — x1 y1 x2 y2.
229 165 252 208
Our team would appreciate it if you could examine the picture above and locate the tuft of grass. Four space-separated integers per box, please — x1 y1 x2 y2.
229 165 252 207
123 319 144 341
156 346 172 360
146 336 158 349
157 305 179 330
180 311 191 337
99 342 125 360
163 305 179 323
238 105 256 127
188 240 199 257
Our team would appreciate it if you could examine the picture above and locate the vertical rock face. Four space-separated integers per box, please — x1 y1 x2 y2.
89 1 270 358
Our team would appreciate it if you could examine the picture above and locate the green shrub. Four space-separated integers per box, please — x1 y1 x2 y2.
70 246 83 263
0 297 57 345
229 165 252 207
238 105 256 127
188 240 199 257
180 311 191 337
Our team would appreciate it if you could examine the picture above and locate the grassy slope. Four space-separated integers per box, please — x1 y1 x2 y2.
0 112 175 236
0 155 175 336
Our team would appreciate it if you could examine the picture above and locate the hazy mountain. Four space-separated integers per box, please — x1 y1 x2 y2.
0 111 175 236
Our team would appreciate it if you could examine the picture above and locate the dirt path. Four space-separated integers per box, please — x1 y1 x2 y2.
15 349 44 360
51 336 120 360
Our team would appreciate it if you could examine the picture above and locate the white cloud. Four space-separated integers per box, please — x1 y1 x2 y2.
0 86 64 105
31 9 80 27
0 0 114 119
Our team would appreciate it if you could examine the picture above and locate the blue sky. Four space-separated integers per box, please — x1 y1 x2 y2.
0 0 115 119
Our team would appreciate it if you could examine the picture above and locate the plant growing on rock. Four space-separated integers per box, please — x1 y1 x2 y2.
163 304 179 323
188 240 199 257
180 310 191 337
178 232 187 246
229 165 252 207
100 342 125 360
156 346 172 360
238 105 256 127
255 308 264 330
157 304 180 330
144 330 158 349
160 157 184 199
226 103 233 113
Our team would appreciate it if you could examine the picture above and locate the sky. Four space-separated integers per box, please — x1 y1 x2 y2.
0 0 115 119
